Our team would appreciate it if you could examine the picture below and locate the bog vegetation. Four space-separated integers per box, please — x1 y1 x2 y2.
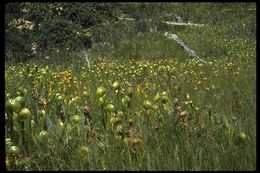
5 2 256 171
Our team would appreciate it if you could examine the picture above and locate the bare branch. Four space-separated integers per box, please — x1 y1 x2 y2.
82 50 91 71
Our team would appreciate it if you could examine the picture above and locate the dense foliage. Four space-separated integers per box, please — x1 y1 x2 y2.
5 3 119 61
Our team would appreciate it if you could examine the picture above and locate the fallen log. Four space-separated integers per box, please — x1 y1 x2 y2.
118 17 135 21
163 21 205 27
164 32 207 64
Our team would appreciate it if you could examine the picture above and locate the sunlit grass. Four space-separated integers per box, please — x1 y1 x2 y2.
5 48 256 170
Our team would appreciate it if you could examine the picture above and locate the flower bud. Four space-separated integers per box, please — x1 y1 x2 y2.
112 81 120 90
105 104 115 112
96 86 106 98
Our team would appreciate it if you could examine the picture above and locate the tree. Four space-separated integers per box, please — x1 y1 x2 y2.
5 2 119 62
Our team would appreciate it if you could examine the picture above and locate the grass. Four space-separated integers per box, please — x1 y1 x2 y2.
5 7 256 170
5 53 256 170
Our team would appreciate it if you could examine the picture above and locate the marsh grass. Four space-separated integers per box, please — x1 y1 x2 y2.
5 10 256 171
